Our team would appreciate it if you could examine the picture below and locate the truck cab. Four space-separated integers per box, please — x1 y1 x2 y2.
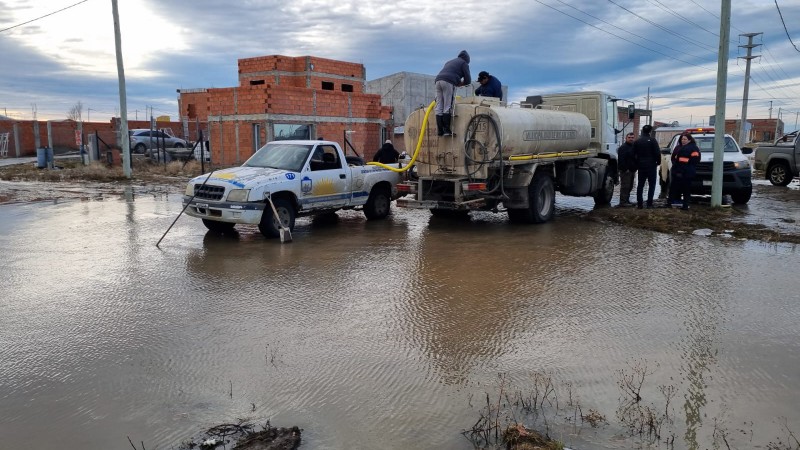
661 127 753 204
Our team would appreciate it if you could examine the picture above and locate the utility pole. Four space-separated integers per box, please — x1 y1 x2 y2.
711 0 731 208
738 32 762 147
645 87 651 125
111 0 131 178
774 107 781 140
768 101 773 119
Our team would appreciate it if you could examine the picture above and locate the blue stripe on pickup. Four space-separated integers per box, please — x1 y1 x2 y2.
297 191 370 205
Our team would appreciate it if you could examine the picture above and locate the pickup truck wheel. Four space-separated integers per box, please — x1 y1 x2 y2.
258 198 295 238
767 162 793 186
364 187 391 220
730 187 752 204
508 172 555 224
202 219 235 233
593 169 614 206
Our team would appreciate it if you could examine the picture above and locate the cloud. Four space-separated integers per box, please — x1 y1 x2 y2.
0 0 797 129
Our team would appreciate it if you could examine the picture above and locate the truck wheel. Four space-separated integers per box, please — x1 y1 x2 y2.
508 172 555 223
730 187 752 204
364 187 391 220
767 162 793 186
134 143 147 154
593 169 614 206
258 197 295 238
202 219 235 233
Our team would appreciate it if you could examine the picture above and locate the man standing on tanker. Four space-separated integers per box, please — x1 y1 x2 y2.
633 124 661 209
475 71 502 100
434 50 471 137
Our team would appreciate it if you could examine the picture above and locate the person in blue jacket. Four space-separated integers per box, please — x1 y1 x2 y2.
475 71 502 100
434 50 471 136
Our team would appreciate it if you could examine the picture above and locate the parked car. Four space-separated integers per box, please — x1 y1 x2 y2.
129 129 187 154
754 136 800 186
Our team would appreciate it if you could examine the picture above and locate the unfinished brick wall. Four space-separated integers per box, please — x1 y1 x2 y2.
179 54 393 166
0 119 192 157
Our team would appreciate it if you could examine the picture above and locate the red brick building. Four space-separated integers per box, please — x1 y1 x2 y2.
178 55 394 166
724 118 783 144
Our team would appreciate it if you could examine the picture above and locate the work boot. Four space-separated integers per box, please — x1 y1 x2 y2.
442 114 452 136
436 115 444 136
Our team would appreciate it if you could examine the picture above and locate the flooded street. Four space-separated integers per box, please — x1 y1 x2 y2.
1 186 799 449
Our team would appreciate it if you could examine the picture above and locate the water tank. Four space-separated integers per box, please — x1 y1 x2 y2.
405 97 592 177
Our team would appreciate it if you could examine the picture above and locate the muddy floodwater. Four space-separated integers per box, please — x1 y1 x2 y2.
1 185 799 450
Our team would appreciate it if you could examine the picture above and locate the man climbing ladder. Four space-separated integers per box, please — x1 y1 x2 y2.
434 50 471 137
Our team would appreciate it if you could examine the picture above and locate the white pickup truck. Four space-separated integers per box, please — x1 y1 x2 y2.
182 140 401 238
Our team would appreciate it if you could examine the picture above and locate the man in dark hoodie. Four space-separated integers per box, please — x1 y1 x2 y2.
373 139 399 164
434 50 471 136
633 124 661 208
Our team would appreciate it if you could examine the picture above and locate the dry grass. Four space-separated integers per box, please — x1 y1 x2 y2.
0 157 212 187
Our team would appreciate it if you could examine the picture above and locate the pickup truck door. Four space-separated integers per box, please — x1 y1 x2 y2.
298 144 351 210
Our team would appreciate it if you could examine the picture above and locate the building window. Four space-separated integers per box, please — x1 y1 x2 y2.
274 124 310 141
250 80 265 85
321 81 334 90
341 84 353 92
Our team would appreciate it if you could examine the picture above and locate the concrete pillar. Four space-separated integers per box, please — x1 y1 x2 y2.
13 122 20 157
33 121 41 149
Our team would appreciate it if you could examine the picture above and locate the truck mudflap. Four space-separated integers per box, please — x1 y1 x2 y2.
396 197 486 210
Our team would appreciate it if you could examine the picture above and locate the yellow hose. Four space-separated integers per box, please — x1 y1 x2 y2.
366 100 435 172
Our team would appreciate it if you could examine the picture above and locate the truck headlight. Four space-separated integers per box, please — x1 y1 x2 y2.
185 184 194 196
734 160 750 170
227 189 250 202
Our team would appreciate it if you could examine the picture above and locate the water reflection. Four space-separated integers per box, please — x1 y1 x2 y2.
1 197 799 450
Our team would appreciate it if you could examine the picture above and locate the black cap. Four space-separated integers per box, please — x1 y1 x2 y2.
477 71 489 81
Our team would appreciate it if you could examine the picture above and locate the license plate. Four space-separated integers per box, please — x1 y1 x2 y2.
702 180 711 186
196 203 209 208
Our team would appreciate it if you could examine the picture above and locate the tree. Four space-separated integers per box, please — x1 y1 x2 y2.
67 101 83 122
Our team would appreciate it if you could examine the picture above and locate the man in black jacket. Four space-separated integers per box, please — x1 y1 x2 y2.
373 140 399 164
617 132 637 206
633 124 661 208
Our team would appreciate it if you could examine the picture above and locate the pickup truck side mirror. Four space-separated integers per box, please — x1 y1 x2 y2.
740 147 753 155
627 104 635 120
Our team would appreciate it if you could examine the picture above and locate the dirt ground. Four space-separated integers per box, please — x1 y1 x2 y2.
1 158 798 245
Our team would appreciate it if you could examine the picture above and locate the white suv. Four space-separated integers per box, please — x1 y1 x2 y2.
659 127 753 204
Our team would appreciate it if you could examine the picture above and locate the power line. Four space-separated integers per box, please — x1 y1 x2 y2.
554 0 708 61
606 0 718 53
532 0 717 71
774 0 800 52
647 0 720 40
0 0 90 33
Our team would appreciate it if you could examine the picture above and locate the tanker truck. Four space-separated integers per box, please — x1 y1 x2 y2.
396 91 624 223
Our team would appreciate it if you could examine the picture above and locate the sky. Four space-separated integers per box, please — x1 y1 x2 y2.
1 0 799 132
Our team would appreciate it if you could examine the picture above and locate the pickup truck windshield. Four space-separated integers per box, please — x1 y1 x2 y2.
243 143 312 172
694 136 739 153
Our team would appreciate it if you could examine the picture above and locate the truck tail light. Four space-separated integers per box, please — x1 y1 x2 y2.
397 182 417 193
462 182 487 191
